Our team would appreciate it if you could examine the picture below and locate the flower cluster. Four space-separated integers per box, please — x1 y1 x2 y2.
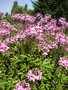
0 29 10 36
11 14 36 23
14 80 31 90
59 57 68 68
0 13 68 55
27 68 42 82
55 33 66 46
3 31 23 44
0 40 9 53
59 17 68 28
14 68 42 90
1 21 16 31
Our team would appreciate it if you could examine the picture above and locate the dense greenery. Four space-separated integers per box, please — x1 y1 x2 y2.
5 13 14 24
0 38 68 90
11 1 23 14
11 1 34 15
0 13 3 21
32 0 68 19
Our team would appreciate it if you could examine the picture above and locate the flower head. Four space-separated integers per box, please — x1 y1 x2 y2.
14 80 31 90
27 68 42 82
59 57 68 68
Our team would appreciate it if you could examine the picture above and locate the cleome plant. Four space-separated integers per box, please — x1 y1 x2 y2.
0 13 68 90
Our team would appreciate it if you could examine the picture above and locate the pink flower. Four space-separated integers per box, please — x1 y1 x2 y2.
65 47 68 52
0 42 9 53
51 32 55 36
0 29 10 36
11 14 36 23
59 17 66 25
27 68 42 82
59 57 68 68
2 21 16 31
5 38 11 44
14 80 31 90
42 52 48 56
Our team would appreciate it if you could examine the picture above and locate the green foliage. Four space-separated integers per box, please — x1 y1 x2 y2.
24 4 28 11
11 1 34 15
0 13 2 21
11 1 18 14
62 0 68 20
27 9 35 15
5 13 14 24
32 0 68 19
11 1 23 14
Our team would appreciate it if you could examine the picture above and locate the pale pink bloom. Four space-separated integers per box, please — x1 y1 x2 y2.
59 57 68 68
43 52 48 56
2 21 16 31
12 14 36 23
14 80 31 90
59 17 66 25
51 32 55 36
65 48 68 52
0 42 9 53
0 29 10 36
5 38 11 44
27 68 42 82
